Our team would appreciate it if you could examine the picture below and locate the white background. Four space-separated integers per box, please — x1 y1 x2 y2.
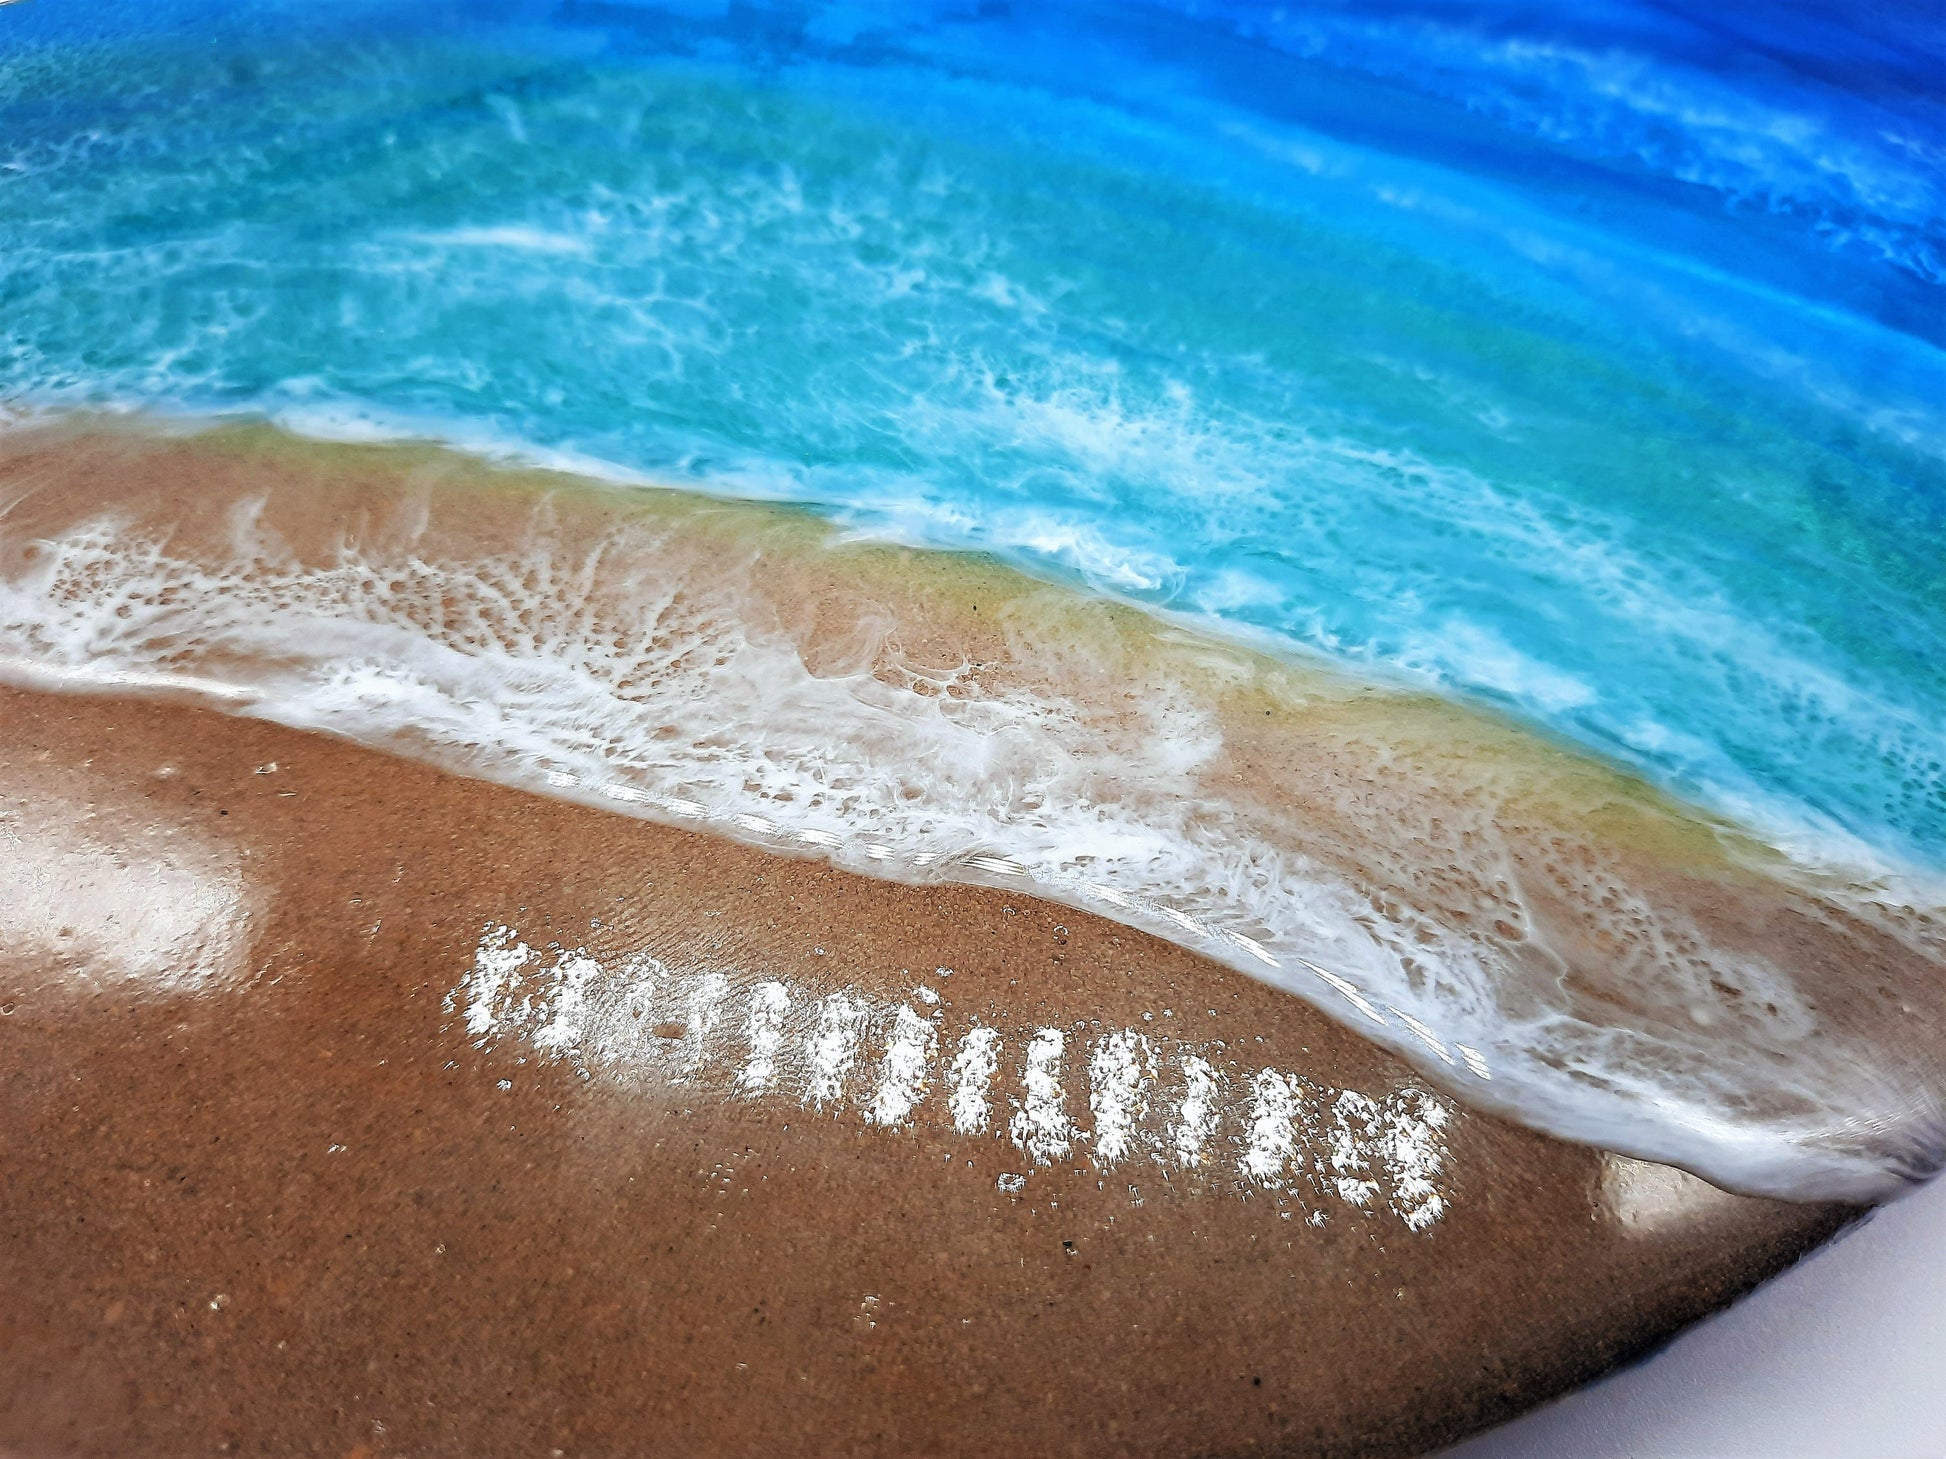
1435 1176 1946 1458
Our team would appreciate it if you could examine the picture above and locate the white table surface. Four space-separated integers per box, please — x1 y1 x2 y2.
1435 1173 1946 1459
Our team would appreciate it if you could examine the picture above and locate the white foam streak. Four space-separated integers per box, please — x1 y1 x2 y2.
807 993 868 1109
1329 1091 1383 1209
867 1005 937 1128
455 924 1458 1229
1242 1070 1302 1188
1011 1030 1074 1166
738 980 791 1094
1385 1093 1452 1231
1173 1056 1221 1168
1089 1030 1153 1166
679 972 730 1082
949 1026 1003 1135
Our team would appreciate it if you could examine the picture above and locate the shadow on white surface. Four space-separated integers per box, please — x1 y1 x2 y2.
1436 1174 1946 1459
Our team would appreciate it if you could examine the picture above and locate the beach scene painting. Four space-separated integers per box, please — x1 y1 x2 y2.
0 2 1940 1455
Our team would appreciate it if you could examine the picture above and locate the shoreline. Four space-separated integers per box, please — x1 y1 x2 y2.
0 416 1940 1199
0 683 1859 1458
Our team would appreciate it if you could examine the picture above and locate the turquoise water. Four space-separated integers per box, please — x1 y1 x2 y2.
3 0 1943 879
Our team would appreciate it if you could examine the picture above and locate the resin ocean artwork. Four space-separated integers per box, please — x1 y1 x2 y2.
0 1 1941 1453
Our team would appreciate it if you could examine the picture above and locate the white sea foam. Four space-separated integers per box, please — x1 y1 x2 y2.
1089 1030 1154 1167
679 972 730 1083
412 226 594 256
949 1026 1003 1136
738 980 792 1095
453 923 1455 1227
0 431 1938 1201
1242 1070 1304 1189
867 1005 937 1129
807 993 868 1110
1173 1055 1222 1168
1011 1031 1074 1167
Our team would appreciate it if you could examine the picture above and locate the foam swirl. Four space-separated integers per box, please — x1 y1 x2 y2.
2 420 1939 1200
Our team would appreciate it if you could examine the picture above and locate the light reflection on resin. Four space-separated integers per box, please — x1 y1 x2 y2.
0 771 261 1000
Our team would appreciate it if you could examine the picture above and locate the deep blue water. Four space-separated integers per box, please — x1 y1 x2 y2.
3 0 1943 876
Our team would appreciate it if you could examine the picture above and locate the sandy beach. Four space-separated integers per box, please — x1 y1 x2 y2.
0 683 1856 1458
3 422 1937 1205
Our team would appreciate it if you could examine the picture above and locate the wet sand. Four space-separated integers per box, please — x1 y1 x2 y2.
3 419 1940 1201
0 685 1857 1458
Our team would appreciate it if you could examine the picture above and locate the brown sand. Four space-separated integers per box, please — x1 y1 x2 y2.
4 419 1938 1203
0 685 1856 1458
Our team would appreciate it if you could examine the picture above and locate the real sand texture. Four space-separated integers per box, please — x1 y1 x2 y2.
4 421 1940 1203
0 686 1856 1458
